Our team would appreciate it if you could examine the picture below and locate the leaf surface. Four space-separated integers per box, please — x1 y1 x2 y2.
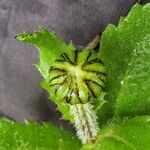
82 116 150 150
95 4 150 123
0 119 81 150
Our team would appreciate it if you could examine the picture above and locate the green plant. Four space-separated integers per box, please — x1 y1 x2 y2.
0 3 150 150
17 30 106 143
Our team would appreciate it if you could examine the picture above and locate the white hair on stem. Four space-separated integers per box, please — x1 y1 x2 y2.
70 103 99 144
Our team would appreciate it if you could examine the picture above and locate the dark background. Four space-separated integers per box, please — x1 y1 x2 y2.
0 0 149 131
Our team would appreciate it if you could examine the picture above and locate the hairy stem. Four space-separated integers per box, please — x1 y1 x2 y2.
70 103 99 144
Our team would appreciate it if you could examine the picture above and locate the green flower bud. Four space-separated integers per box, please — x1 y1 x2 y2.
42 50 106 105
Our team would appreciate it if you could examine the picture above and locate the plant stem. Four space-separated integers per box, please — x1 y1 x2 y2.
70 103 99 144
84 34 100 50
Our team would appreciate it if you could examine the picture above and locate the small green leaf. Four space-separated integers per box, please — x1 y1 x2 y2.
16 28 76 122
82 116 150 150
97 4 150 121
16 28 75 78
0 119 81 150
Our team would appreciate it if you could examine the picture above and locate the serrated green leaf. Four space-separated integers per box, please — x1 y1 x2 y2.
82 116 150 150
96 4 150 122
16 28 75 122
16 28 75 78
0 119 81 150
